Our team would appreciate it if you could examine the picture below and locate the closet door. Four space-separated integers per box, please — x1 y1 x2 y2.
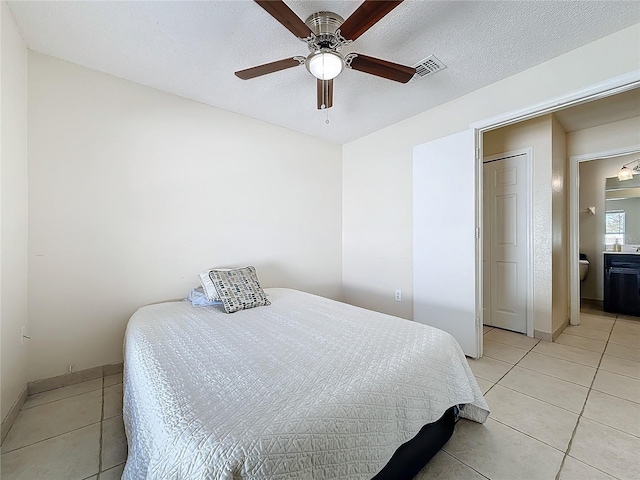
484 154 528 334
483 166 493 326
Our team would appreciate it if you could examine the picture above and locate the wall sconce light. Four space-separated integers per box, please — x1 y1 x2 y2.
618 159 640 181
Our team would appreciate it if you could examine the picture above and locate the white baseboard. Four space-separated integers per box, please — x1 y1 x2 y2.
28 362 124 395
1 385 28 445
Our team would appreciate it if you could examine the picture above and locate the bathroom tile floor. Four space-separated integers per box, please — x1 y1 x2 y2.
1 312 639 480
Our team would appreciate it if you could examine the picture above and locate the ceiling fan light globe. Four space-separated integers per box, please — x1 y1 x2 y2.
618 166 633 181
307 51 344 80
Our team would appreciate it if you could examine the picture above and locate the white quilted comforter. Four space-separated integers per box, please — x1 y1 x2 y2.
122 288 489 480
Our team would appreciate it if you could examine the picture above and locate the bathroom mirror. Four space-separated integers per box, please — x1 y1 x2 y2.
605 175 640 247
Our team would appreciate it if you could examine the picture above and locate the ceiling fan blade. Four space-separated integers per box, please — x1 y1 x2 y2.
235 58 302 80
348 54 415 83
317 79 333 109
339 0 404 41
254 0 313 39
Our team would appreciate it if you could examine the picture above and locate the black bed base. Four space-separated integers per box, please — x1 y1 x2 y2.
372 406 456 480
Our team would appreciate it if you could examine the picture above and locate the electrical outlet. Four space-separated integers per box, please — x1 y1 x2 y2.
395 289 402 302
68 364 74 374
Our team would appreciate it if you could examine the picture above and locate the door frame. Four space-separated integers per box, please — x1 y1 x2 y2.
568 144 640 325
483 149 534 337
471 70 639 341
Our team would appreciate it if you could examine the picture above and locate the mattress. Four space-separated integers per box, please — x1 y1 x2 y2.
122 288 489 479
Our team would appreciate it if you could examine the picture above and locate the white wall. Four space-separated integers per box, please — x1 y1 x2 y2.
1 1 29 422
578 153 638 301
568 116 640 157
28 53 343 381
484 115 554 335
342 24 640 327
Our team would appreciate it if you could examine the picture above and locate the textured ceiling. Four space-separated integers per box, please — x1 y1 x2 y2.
8 1 640 144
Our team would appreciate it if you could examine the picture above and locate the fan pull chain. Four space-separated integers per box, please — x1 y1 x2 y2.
320 83 329 124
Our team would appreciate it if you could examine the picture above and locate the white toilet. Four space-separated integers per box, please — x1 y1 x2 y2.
579 258 589 281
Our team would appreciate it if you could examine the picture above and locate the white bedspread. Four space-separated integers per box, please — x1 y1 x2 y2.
122 288 489 480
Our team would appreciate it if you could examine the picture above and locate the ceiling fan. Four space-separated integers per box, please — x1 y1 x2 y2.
235 0 416 110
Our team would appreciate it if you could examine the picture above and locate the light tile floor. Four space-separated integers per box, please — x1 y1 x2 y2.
1 311 639 480
415 310 640 480
1 373 126 480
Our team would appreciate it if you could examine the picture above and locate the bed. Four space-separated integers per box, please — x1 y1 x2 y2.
122 288 489 479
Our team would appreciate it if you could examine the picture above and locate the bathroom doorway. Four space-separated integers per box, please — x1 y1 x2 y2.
570 146 640 322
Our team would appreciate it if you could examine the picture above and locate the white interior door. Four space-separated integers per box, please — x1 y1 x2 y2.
413 129 481 358
483 154 528 334
483 170 492 326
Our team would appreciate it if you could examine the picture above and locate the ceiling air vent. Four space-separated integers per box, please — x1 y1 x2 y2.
410 55 446 82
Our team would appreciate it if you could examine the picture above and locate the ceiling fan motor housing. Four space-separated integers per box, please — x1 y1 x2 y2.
305 11 344 35
305 11 345 51
303 11 349 81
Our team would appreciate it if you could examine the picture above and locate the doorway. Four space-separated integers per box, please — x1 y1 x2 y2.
482 151 532 335
474 72 639 344
569 146 640 323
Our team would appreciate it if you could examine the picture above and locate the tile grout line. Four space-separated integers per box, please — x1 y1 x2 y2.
449 333 543 475
493 383 585 415
22 386 104 410
531 348 640 377
562 328 610 340
478 334 540 396
589 385 640 405
593 366 639 381
563 320 640 351
527 347 602 368
439 450 491 479
555 337 622 355
513 363 594 388
579 414 640 440
484 335 582 454
488 417 570 454
0 420 103 455
471 316 632 480
485 316 629 479
470 335 584 474
483 337 535 351
2 378 123 477
554 313 617 480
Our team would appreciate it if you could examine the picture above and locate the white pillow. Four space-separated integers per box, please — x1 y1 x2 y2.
199 267 230 301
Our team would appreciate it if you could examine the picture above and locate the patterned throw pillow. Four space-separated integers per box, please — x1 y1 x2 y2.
208 266 270 314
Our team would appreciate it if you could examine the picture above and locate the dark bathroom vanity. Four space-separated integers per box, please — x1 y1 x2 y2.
604 253 640 316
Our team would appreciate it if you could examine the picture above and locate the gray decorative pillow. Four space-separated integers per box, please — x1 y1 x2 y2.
208 266 270 314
